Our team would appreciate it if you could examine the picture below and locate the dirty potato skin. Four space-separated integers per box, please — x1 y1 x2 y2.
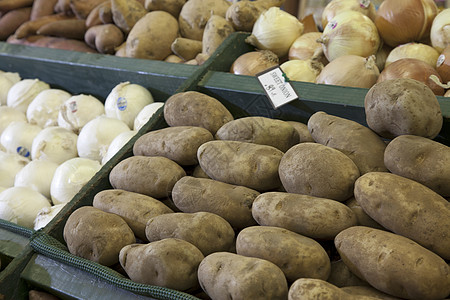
198 252 288 300
145 211 235 256
133 126 214 166
109 156 186 199
215 116 300 152
236 226 331 283
252 192 357 240
354 172 450 260
63 206 136 266
197 140 284 191
286 121 314 143
384 134 450 197
307 111 388 174
163 91 234 135
119 238 204 291
92 189 174 241
335 226 450 300
279 142 360 201
171 176 259 230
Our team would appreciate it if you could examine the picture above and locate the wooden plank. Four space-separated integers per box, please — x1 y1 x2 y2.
0 228 29 260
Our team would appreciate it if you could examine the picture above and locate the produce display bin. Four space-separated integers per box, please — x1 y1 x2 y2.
0 220 33 269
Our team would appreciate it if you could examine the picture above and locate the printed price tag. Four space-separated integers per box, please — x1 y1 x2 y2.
256 66 298 109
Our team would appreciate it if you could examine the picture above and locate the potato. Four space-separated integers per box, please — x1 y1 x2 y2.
109 156 186 199
354 172 450 260
327 260 370 288
63 206 135 266
364 78 443 139
252 192 357 240
170 37 202 61
286 121 314 143
84 24 124 54
191 164 210 178
335 226 450 300
125 11 179 60
202 15 235 56
145 211 235 255
111 0 146 34
288 278 379 300
344 197 385 230
341 286 404 300
178 0 231 41
307 111 388 174
278 142 360 201
119 238 204 291
384 134 450 197
92 189 174 241
0 7 31 40
163 91 234 135
133 126 214 166
144 0 186 18
215 116 300 152
197 140 284 191
171 176 259 230
198 252 288 300
236 226 331 283
225 0 283 32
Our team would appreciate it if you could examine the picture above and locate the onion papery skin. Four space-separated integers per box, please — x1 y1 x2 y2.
377 58 445 95
288 32 328 65
430 8 450 52
321 0 376 29
230 50 279 76
320 10 380 62
375 0 438 47
316 55 379 88
385 42 440 69
436 46 450 83
280 59 323 83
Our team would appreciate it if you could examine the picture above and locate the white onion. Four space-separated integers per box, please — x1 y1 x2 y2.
101 130 137 165
0 186 51 228
7 79 50 113
0 151 29 188
50 157 101 205
133 102 165 131
27 89 72 128
0 72 21 105
77 115 130 162
57 94 105 134
33 203 65 230
31 126 78 164
104 82 154 129
245 7 304 57
430 8 450 53
0 107 27 136
14 160 59 199
0 121 42 158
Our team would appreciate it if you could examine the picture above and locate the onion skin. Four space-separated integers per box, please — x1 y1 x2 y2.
437 46 450 83
375 0 438 47
430 8 450 52
385 42 440 69
230 50 279 76
377 58 445 95
321 0 376 29
445 90 450 97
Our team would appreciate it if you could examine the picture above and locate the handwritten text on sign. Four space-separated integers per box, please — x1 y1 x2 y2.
257 66 298 109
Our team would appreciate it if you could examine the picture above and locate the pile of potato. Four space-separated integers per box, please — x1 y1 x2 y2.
63 78 450 300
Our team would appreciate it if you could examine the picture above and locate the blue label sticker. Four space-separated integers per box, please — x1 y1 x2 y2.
17 146 30 158
117 97 127 111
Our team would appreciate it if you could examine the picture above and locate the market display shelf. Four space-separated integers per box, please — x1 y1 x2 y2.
0 220 32 265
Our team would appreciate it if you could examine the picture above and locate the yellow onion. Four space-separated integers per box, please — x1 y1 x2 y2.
437 45 450 83
375 0 438 47
430 8 450 52
385 42 440 69
321 0 376 29
316 55 379 88
375 43 392 72
245 7 304 58
445 89 450 97
318 10 380 62
230 50 279 76
288 32 328 65
377 58 445 95
280 59 323 83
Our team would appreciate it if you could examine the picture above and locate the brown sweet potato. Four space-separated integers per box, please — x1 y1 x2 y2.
0 0 33 14
30 0 58 20
85 1 109 28
37 19 86 40
111 0 147 34
54 0 72 15
0 7 31 40
14 13 73 39
7 34 98 53
84 24 124 54
70 0 105 19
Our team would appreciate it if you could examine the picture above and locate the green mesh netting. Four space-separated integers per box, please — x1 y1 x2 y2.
0 219 34 238
30 232 201 300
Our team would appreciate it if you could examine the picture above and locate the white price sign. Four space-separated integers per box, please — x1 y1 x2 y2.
256 66 298 109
